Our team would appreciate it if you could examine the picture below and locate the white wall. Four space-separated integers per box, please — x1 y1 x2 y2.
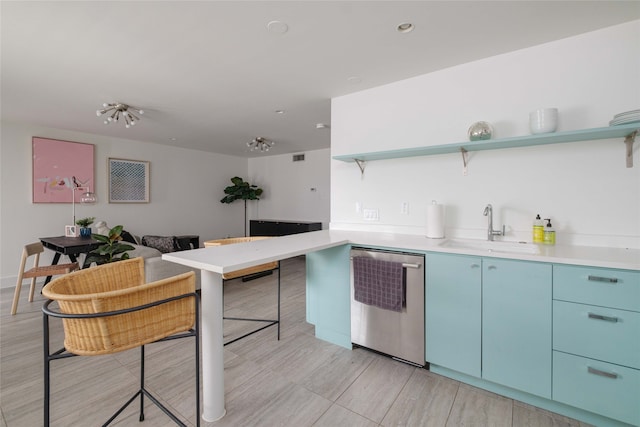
331 21 640 249
248 149 330 229
1 121 248 287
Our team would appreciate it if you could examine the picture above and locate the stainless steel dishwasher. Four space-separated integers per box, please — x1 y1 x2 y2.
350 247 425 366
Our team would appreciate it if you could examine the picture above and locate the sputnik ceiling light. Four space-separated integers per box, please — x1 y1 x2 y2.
96 103 144 128
247 137 275 152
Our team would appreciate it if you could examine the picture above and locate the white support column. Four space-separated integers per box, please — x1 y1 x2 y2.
200 269 226 422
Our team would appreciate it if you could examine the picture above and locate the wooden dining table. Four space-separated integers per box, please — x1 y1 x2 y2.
39 236 100 284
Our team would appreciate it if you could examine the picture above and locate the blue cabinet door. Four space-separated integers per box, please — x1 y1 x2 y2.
482 259 552 398
306 244 352 349
426 253 482 377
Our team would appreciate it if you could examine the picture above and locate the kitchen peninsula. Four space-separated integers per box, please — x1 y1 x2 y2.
164 229 640 426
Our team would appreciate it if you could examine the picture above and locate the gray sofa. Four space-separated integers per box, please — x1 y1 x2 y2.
128 243 201 288
94 221 200 288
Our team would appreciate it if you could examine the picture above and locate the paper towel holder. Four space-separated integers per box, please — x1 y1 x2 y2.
426 200 445 239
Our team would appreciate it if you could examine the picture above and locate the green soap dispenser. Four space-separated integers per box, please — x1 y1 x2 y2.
543 218 556 245
533 214 544 243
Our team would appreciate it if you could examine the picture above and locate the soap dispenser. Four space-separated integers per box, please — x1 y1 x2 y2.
533 214 544 243
543 219 556 245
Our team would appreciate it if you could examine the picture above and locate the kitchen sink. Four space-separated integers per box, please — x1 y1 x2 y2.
439 238 540 255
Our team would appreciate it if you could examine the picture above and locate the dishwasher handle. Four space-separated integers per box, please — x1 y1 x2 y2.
402 263 421 269
350 257 421 269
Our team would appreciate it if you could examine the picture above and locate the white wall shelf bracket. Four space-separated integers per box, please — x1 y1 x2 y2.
624 130 637 168
354 159 366 177
460 147 469 175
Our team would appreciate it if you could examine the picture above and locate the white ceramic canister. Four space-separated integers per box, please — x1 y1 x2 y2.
529 108 558 134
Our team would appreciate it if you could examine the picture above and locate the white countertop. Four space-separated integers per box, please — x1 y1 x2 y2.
163 230 640 272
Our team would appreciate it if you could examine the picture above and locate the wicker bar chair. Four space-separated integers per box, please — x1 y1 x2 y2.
42 257 200 427
204 236 280 345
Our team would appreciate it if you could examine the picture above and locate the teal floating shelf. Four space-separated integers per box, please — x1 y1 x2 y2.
332 123 639 167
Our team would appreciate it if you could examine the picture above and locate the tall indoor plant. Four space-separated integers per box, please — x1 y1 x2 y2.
220 176 263 237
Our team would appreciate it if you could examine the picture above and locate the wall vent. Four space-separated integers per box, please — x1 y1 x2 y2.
292 154 305 162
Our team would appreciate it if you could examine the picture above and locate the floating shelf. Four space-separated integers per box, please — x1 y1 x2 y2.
332 123 639 167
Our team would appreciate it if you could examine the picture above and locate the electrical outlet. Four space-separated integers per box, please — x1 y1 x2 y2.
401 202 409 214
363 208 379 221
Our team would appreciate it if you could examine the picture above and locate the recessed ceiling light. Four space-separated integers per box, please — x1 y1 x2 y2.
316 123 330 129
397 23 414 33
347 76 362 84
275 110 285 115
169 137 177 141
267 20 289 34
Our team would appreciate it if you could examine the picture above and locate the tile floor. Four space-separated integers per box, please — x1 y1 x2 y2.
1 256 592 426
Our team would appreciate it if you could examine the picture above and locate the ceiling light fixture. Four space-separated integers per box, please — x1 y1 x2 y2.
397 22 414 33
316 123 330 129
96 103 144 128
247 136 275 152
267 20 289 34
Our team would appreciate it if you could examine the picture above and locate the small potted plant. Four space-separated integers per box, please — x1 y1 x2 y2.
75 217 95 237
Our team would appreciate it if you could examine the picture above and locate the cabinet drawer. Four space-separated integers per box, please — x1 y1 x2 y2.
553 351 640 426
553 301 640 369
553 265 640 311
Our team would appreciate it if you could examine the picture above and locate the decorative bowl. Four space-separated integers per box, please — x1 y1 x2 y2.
468 121 494 141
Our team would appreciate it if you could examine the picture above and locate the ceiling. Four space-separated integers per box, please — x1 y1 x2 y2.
2 1 639 158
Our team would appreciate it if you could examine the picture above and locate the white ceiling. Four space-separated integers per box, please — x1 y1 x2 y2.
2 1 639 158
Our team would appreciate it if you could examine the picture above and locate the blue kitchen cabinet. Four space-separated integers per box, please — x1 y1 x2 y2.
482 259 552 398
552 265 640 426
426 253 481 376
306 244 352 349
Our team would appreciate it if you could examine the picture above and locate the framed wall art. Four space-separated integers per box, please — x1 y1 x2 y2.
32 137 95 203
108 158 150 203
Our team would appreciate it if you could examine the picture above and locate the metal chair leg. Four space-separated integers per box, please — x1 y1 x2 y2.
43 312 51 427
139 345 145 422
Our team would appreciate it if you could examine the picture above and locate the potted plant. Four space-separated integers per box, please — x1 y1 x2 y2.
85 225 135 265
220 176 263 237
75 217 95 237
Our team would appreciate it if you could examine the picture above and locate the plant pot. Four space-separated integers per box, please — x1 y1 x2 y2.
80 227 92 237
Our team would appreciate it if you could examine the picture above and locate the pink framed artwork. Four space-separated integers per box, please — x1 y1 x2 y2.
32 137 95 203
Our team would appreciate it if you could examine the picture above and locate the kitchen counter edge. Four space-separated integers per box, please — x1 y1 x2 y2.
163 230 640 273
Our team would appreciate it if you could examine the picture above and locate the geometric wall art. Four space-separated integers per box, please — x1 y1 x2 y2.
32 137 95 203
108 158 150 203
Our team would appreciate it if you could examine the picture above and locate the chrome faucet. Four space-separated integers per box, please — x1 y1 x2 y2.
483 204 505 241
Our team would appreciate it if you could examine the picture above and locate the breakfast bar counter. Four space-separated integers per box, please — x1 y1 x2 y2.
163 229 640 422
163 230 349 421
